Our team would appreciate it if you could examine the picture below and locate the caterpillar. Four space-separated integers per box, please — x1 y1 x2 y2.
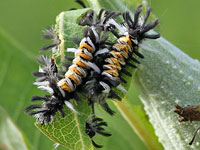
79 5 160 115
25 9 117 148
57 27 102 93
25 9 120 124
25 27 105 124
25 55 79 124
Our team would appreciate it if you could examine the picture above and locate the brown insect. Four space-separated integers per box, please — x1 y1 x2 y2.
174 104 200 145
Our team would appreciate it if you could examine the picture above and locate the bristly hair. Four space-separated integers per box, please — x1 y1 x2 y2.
124 5 160 41
84 71 121 115
41 26 61 51
25 55 80 124
26 23 113 123
78 8 121 31
108 5 160 42
86 115 111 148
67 26 118 115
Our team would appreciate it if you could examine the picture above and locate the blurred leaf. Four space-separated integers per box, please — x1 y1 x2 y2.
0 106 28 150
0 23 66 150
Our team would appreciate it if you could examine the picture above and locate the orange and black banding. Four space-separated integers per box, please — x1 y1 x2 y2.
57 27 98 93
102 35 134 79
102 5 160 82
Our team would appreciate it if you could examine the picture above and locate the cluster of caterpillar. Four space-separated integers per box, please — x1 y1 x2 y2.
25 2 160 148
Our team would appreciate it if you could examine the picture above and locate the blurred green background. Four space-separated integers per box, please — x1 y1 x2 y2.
0 0 200 150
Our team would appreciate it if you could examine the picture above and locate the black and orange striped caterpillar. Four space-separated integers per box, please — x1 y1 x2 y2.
79 5 160 115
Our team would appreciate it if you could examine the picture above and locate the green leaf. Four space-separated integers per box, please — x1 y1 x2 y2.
1 0 200 150
95 102 148 150
0 0 157 149
36 100 93 150
0 106 29 150
113 97 162 149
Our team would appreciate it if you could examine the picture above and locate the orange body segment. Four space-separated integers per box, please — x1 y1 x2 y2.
79 43 94 53
104 70 119 77
60 82 71 92
103 64 118 71
73 59 88 69
65 73 81 85
76 51 92 60
109 57 121 70
118 35 132 47
69 67 82 77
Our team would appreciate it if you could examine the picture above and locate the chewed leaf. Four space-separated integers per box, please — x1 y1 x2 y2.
35 99 93 150
0 106 29 150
